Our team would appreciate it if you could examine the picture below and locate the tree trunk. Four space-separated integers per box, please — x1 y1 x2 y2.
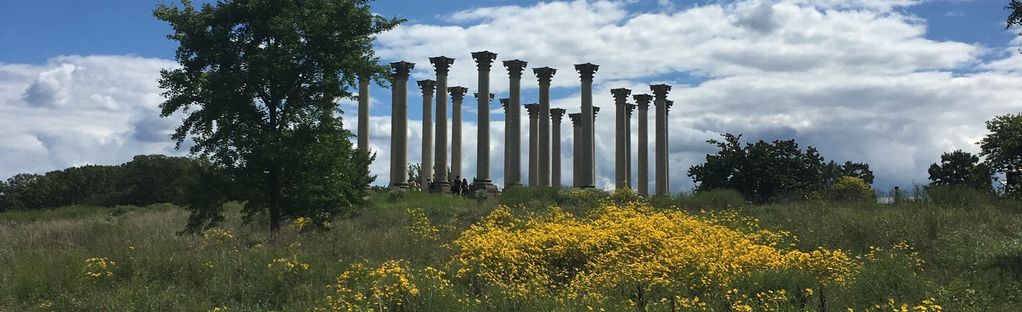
268 166 281 233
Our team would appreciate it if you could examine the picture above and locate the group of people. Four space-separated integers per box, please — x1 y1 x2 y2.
424 176 472 196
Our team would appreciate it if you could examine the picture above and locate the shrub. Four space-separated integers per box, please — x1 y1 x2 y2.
827 176 875 202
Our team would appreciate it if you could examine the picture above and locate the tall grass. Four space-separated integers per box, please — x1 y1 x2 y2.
0 187 1019 311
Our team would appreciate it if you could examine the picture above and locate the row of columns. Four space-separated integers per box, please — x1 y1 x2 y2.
357 55 674 195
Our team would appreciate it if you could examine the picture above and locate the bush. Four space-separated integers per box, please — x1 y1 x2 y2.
827 176 875 202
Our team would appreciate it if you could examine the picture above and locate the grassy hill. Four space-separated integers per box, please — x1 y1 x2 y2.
0 188 1019 311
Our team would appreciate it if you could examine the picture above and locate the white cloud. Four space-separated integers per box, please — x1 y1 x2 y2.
0 55 183 178
370 0 1021 191
5 0 1022 195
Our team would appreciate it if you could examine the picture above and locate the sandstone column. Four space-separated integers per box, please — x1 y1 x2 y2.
525 103 540 187
471 51 498 192
626 103 636 189
633 94 652 196
612 88 631 189
430 56 454 192
569 113 582 187
503 60 528 187
357 73 370 152
389 61 414 188
665 100 674 190
418 79 436 190
533 67 556 187
651 84 672 196
550 108 566 188
449 86 468 185
500 98 512 189
575 63 599 188
592 106 600 188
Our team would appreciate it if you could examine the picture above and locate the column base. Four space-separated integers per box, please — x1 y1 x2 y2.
430 181 451 194
470 179 499 194
390 182 409 189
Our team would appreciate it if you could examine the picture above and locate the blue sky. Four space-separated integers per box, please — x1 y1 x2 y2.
2 0 1022 192
0 1 1015 63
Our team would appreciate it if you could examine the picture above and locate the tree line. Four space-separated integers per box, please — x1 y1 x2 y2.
0 155 205 211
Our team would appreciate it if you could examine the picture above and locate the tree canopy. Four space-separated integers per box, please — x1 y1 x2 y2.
687 133 874 203
0 155 204 211
927 150 993 191
154 0 399 232
979 113 1022 195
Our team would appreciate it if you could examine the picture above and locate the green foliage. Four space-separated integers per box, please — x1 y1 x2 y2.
0 155 204 211
928 150 993 191
827 176 875 202
154 0 398 232
688 133 874 203
979 113 1022 196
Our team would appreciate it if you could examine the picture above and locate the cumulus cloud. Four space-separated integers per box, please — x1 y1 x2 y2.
0 55 182 178
371 0 1022 191
5 0 1022 195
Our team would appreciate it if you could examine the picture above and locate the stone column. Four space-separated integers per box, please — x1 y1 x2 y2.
430 56 454 192
592 106 600 188
525 103 540 187
575 63 599 188
418 79 436 190
612 88 631 189
665 100 674 190
651 84 672 196
633 94 652 196
503 60 528 187
550 108 566 188
626 103 636 189
533 67 556 187
389 61 414 188
449 86 468 185
500 98 511 188
569 113 582 188
471 51 498 192
357 73 370 152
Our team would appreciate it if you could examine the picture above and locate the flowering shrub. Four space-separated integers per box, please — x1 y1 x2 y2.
319 260 451 311
84 257 117 279
406 208 439 243
292 217 311 231
318 201 941 311
268 255 310 279
450 202 858 308
200 228 235 250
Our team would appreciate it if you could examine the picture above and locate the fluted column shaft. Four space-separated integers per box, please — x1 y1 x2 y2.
612 88 631 189
651 84 672 196
551 108 565 188
525 104 539 187
449 87 468 184
626 104 636 188
575 63 599 188
634 94 652 196
390 61 414 188
569 113 582 187
358 74 370 152
418 80 436 189
472 51 497 189
534 67 556 187
500 98 512 188
503 60 527 187
431 56 454 191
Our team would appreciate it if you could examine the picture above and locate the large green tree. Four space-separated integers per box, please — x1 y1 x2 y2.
932 149 993 190
928 150 993 191
154 0 398 233
979 114 1022 195
688 133 874 203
